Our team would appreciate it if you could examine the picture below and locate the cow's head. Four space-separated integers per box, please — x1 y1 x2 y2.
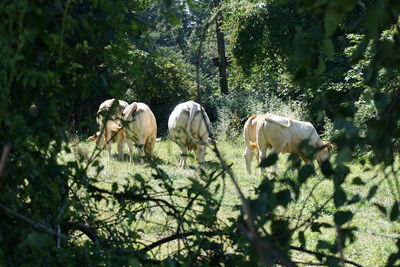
123 102 138 121
187 143 197 151
316 141 333 164
87 131 100 142
87 130 108 147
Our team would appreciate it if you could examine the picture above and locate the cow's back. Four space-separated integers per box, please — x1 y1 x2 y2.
258 116 321 153
128 103 157 140
168 101 210 145
244 114 264 145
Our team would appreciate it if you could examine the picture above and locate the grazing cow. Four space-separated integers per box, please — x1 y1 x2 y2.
123 102 157 163
168 101 211 168
243 114 266 174
256 113 332 174
88 99 128 160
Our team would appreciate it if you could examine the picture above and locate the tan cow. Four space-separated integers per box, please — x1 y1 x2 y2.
243 114 266 174
88 99 128 160
123 102 157 163
168 101 211 168
256 113 332 174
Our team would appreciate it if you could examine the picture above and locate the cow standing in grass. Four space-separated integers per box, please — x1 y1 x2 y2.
168 101 211 168
88 98 128 160
243 114 266 174
255 113 332 174
123 102 157 163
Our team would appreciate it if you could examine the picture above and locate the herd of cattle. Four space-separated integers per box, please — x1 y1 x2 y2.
88 98 332 173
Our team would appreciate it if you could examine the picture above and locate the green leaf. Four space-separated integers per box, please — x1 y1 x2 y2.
276 189 291 207
259 153 278 168
367 185 378 200
390 201 399 221
298 164 315 183
311 222 332 233
112 182 118 192
324 6 343 37
373 203 387 216
321 160 334 177
334 187 347 208
299 231 306 247
336 146 351 163
129 257 141 267
386 252 400 267
323 39 334 58
334 165 350 186
351 177 365 185
347 195 361 205
317 240 334 252
334 211 353 226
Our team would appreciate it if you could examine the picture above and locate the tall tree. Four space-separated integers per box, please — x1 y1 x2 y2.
214 0 229 94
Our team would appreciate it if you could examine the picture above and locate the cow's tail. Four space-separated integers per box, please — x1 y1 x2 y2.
244 114 258 151
186 105 197 141
265 115 291 128
186 104 208 145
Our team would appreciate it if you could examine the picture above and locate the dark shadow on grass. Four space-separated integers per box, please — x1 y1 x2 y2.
111 153 166 165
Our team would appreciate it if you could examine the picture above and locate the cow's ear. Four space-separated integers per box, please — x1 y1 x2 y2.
124 102 137 120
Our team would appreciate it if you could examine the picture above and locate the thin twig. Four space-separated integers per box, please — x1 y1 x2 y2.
200 108 294 267
290 245 362 267
0 143 11 177
140 231 222 253
0 203 68 239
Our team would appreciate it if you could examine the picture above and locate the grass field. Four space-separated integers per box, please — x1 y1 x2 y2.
66 138 400 266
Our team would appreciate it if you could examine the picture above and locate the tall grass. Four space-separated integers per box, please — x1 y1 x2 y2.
65 139 399 266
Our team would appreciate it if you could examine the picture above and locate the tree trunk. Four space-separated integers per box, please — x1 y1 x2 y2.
214 0 228 95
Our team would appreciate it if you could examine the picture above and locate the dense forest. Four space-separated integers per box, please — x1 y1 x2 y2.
1 0 400 266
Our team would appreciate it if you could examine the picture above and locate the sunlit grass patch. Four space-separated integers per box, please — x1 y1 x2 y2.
60 138 400 265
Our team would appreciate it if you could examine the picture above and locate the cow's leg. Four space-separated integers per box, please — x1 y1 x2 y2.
258 146 267 174
257 127 268 174
135 135 147 164
179 146 188 168
117 132 124 161
117 141 124 161
256 149 260 164
244 146 253 174
126 138 134 163
105 133 112 160
270 147 281 175
144 136 156 160
197 145 206 166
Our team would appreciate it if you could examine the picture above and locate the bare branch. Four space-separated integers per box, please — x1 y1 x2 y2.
290 245 362 267
199 108 295 267
0 203 68 239
0 143 11 177
87 185 180 215
140 231 222 254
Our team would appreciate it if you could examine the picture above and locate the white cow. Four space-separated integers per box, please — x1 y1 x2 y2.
123 102 157 163
243 114 266 174
168 101 211 168
256 113 332 173
88 99 128 160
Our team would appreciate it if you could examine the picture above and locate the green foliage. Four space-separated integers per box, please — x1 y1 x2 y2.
207 88 308 141
106 38 195 105
2 0 400 266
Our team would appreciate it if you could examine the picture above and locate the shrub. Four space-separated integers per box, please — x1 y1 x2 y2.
207 89 308 141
